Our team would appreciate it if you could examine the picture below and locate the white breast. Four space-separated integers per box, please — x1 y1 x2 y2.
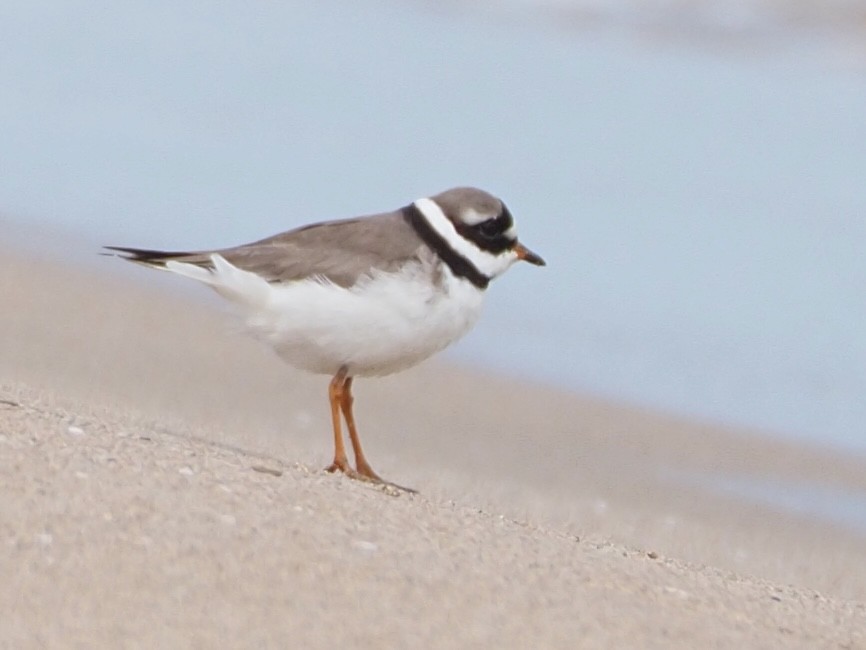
172 253 486 377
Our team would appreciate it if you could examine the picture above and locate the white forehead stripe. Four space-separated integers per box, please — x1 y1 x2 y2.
414 197 519 280
461 208 492 226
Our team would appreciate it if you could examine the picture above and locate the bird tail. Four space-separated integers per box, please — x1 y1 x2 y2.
104 246 271 309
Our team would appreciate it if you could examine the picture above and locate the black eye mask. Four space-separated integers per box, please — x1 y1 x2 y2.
459 205 515 254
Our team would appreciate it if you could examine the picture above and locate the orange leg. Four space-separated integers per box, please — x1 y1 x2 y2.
340 377 382 482
324 368 352 474
323 369 415 492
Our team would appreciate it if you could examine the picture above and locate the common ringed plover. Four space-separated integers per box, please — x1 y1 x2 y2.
106 187 545 490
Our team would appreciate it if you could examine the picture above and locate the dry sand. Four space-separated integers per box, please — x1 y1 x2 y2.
1 241 865 648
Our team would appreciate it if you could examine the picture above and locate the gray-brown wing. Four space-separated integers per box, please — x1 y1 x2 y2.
106 209 426 287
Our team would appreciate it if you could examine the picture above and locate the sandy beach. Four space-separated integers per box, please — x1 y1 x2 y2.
2 242 865 648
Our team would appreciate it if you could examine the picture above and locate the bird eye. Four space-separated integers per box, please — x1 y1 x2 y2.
477 219 503 239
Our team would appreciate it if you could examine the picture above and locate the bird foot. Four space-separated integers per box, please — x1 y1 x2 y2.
323 460 417 494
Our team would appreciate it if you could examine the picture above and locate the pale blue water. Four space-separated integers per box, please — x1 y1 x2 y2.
3 0 866 468
677 471 866 536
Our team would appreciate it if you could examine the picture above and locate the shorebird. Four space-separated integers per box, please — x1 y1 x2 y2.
107 187 544 489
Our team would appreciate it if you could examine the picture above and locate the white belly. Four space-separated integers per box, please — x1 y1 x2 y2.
238 260 485 377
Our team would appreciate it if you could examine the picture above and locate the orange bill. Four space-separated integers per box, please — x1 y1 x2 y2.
514 243 546 266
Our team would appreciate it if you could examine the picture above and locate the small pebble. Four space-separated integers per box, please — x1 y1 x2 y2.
664 586 691 599
352 540 378 553
178 466 194 476
67 426 84 436
251 465 282 477
647 551 659 559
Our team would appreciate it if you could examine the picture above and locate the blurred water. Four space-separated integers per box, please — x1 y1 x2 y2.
2 1 866 453
677 471 866 535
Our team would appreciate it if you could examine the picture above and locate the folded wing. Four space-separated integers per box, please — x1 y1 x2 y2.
106 210 423 288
